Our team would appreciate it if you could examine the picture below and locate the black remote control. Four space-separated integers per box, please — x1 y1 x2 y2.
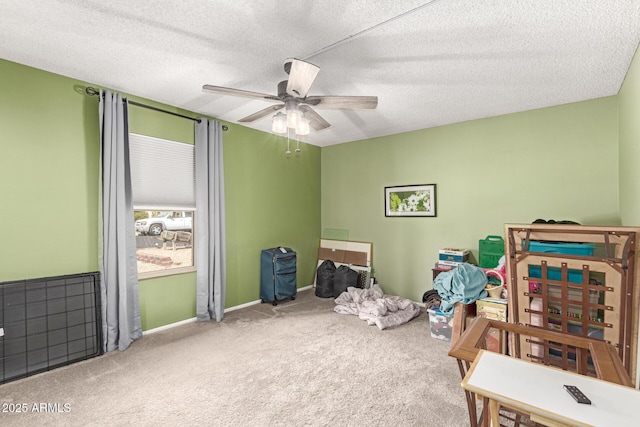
563 385 591 404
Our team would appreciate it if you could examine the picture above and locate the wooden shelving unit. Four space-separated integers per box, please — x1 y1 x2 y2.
504 224 640 383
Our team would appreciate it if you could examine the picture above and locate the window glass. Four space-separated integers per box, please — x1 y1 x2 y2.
135 210 194 276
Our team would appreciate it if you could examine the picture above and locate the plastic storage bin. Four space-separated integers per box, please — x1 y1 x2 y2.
528 265 583 283
524 240 596 256
479 235 504 268
427 307 453 341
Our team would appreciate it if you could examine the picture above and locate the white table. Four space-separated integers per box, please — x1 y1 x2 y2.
462 350 640 427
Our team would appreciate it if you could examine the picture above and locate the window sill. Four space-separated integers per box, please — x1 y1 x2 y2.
138 266 197 281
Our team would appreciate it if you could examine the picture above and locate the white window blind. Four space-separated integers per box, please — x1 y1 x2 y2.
129 133 195 210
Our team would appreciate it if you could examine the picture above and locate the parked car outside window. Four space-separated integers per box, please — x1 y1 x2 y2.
135 211 192 236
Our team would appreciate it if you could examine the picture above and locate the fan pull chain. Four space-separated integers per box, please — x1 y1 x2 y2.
286 129 291 155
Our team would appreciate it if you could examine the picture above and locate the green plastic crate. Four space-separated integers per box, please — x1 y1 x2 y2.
479 235 504 268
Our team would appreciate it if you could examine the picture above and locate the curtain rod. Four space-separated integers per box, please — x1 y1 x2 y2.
85 87 228 131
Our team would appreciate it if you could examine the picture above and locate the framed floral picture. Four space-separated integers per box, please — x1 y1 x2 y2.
385 184 436 217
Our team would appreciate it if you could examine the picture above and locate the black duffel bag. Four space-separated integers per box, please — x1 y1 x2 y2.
315 259 336 298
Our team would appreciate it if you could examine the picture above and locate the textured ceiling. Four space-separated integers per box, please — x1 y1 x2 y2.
1 0 639 146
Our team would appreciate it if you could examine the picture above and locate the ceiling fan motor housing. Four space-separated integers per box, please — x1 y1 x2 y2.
277 80 290 98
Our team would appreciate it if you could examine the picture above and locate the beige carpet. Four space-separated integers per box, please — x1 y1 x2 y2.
0 288 469 426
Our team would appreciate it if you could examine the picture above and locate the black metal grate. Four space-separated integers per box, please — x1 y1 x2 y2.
1 272 103 384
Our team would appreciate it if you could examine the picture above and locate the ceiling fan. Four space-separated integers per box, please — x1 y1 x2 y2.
202 58 378 134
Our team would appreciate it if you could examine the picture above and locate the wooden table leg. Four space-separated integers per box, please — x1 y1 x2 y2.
489 399 500 427
481 397 490 427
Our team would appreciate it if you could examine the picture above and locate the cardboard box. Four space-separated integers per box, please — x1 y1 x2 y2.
318 247 367 266
438 248 469 263
427 307 453 341
476 298 508 322
437 260 466 267
439 248 469 256
475 298 508 353
434 263 455 271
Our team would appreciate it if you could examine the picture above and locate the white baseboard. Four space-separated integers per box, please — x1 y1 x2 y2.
225 285 313 312
143 317 197 335
143 285 314 334
225 299 261 312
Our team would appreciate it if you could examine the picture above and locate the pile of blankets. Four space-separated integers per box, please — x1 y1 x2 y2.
433 263 488 315
334 285 421 330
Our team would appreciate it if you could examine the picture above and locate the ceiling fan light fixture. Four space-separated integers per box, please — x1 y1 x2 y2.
286 107 301 129
272 112 287 134
296 116 310 136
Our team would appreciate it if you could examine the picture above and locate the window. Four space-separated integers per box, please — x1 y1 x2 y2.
129 134 195 278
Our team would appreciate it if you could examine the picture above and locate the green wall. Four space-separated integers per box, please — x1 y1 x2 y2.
321 97 619 302
618 44 640 387
224 126 321 307
0 58 321 331
0 59 100 279
619 46 640 226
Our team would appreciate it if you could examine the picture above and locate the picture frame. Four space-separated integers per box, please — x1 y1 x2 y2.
385 184 437 217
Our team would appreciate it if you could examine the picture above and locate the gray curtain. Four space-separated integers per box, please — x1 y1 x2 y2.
99 90 143 351
195 119 226 322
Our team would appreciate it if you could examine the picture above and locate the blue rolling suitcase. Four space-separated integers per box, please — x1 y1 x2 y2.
260 247 297 306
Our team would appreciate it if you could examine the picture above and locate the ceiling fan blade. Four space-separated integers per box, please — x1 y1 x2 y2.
202 84 280 102
299 105 330 131
304 95 378 110
238 104 284 123
285 59 320 98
